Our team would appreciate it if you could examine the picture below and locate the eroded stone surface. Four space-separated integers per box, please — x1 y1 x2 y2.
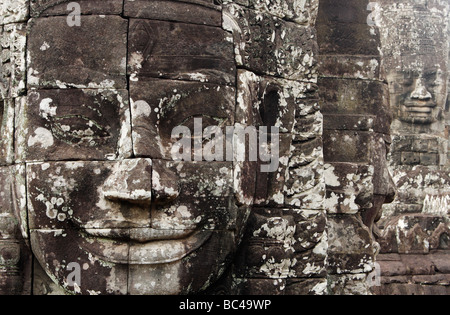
373 0 450 296
4 0 446 296
16 89 132 162
124 0 221 26
0 0 327 295
0 98 15 165
27 16 127 89
0 0 28 25
0 22 27 99
128 19 235 86
224 3 318 82
31 0 124 17
317 0 395 294
0 165 31 295
130 78 235 159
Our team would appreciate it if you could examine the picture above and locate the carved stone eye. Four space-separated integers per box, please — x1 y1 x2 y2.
49 115 110 146
129 20 156 59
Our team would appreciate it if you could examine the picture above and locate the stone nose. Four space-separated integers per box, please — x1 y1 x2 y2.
151 161 180 204
410 77 432 101
102 158 153 206
102 159 180 207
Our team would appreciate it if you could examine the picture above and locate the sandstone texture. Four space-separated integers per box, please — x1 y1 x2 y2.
0 0 448 296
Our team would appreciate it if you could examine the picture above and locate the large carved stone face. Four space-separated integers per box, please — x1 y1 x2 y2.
20 2 260 295
2 0 325 295
380 6 449 126
389 66 448 124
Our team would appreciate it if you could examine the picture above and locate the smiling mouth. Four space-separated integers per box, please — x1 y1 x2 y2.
401 103 438 120
402 101 436 114
79 228 212 265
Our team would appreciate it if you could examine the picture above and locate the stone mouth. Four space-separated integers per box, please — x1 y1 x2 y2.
402 101 437 112
79 228 212 265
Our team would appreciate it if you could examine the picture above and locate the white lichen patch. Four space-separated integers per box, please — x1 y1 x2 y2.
28 127 54 149
324 164 340 187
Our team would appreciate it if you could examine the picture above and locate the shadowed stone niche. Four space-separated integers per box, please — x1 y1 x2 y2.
371 0 450 295
0 0 407 295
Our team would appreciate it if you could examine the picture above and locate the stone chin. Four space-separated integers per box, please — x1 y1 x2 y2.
31 228 234 295
399 112 438 124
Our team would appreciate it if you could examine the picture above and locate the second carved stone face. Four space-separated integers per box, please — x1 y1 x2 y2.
389 67 448 124
380 7 449 126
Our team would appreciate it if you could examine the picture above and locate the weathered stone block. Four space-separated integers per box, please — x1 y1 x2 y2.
233 277 286 295
324 163 374 214
223 3 318 82
151 160 237 231
323 114 376 132
0 165 27 240
128 19 235 86
319 78 391 134
0 98 15 165
284 146 324 210
242 0 319 26
236 69 317 133
27 16 127 89
27 159 237 232
328 273 371 295
317 0 380 55
327 214 374 274
0 164 31 295
235 208 326 279
380 214 450 254
128 231 234 295
31 0 123 17
0 23 27 98
31 229 129 295
16 89 131 162
130 78 235 160
0 239 33 295
420 153 439 166
400 152 420 165
26 160 151 231
318 55 383 81
284 148 325 210
0 0 29 25
124 0 221 27
323 130 372 163
388 167 450 208
285 278 327 295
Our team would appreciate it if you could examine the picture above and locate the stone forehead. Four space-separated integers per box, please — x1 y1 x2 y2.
380 4 449 68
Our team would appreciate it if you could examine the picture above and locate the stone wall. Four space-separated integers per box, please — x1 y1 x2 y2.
316 0 395 295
